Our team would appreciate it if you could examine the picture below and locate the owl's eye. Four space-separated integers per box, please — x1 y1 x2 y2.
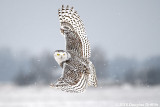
63 54 65 56
57 54 60 56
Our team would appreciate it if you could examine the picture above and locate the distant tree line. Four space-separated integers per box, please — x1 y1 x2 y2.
0 47 160 86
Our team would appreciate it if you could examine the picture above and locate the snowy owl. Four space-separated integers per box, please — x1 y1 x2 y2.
50 5 97 93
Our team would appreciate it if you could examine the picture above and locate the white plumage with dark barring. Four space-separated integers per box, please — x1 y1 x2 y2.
51 5 97 93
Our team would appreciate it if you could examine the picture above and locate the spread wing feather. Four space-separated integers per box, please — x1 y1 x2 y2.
53 63 88 93
58 5 91 59
88 62 98 87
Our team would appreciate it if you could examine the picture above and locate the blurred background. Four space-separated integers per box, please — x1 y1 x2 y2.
0 0 160 107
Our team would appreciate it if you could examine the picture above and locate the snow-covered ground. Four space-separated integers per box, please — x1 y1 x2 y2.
0 84 160 107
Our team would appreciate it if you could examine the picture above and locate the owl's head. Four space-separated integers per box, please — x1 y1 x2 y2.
54 50 71 65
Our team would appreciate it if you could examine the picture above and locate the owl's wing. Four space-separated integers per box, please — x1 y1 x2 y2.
53 63 88 93
88 61 98 87
58 5 91 59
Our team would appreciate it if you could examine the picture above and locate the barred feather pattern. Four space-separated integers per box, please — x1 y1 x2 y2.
56 73 88 93
52 5 98 93
53 51 89 93
58 5 91 59
88 61 98 87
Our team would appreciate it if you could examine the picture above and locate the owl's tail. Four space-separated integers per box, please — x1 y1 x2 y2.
88 61 98 87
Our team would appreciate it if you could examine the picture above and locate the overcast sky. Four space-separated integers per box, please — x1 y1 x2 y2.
0 0 160 60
